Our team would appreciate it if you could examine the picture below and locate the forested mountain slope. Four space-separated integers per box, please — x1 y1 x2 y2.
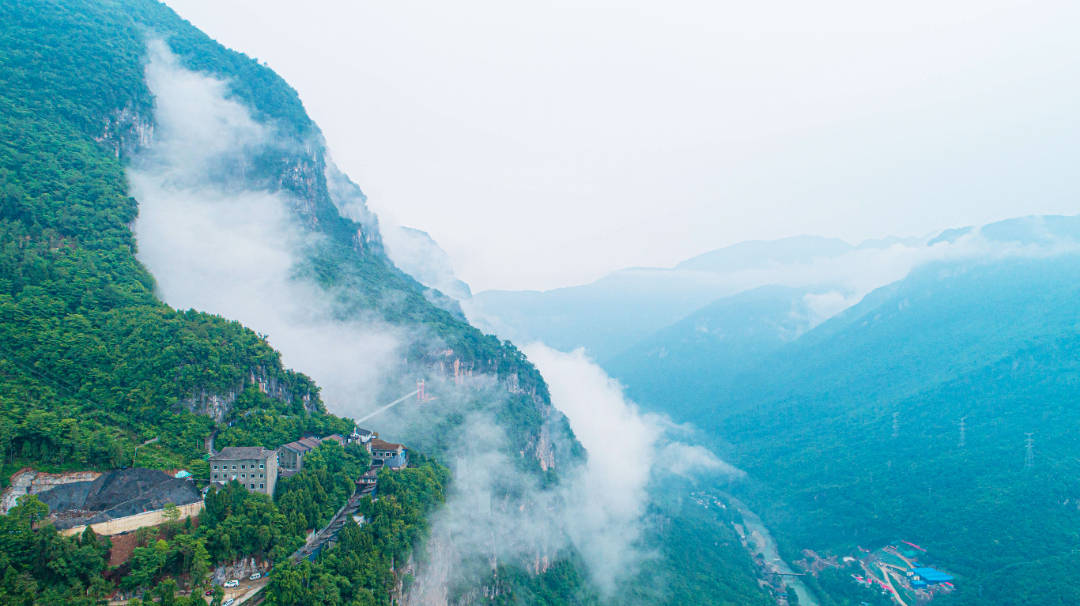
1 0 571 474
712 255 1080 605
0 1 785 604
604 285 822 421
0 0 579 604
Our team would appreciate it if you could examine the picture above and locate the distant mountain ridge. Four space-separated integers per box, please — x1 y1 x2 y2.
474 214 1080 365
476 213 1080 604
675 235 854 272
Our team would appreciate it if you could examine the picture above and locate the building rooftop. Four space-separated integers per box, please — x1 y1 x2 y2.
371 438 405 452
281 436 323 453
211 446 275 461
913 568 954 583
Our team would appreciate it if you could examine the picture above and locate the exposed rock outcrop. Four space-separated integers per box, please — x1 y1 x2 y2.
180 366 317 423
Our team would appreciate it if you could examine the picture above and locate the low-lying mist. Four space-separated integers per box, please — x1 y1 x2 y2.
131 39 405 410
128 39 739 603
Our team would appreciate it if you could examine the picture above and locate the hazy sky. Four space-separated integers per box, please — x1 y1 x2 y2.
166 0 1080 292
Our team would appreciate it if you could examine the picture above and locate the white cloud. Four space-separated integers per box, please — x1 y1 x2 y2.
524 344 741 594
130 42 740 602
130 40 404 414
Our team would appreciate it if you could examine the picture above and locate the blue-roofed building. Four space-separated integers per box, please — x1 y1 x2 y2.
913 567 953 584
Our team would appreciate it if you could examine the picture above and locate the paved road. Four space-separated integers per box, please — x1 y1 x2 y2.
877 563 909 606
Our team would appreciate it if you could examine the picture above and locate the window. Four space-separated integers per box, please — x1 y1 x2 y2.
249 484 255 489
213 464 218 469
240 473 245 479
259 483 264 489
259 463 264 469
259 473 263 478
241 464 245 469
231 465 236 470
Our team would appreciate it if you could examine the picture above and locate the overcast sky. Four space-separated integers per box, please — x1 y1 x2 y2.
166 0 1080 292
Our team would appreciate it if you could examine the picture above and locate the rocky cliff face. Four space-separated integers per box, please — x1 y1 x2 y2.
181 367 317 423
96 105 154 159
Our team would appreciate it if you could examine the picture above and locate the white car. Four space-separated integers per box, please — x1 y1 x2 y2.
223 599 235 606
249 572 261 580
223 579 239 588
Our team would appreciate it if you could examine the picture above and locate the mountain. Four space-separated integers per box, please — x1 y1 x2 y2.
643 251 1080 605
480 214 1080 605
604 285 826 422
383 226 473 302
471 235 919 363
675 235 854 272
0 3 776 605
0 1 587 603
473 235 868 358
0 0 569 475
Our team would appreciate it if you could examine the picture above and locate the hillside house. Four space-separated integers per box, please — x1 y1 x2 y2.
278 436 322 472
209 447 278 495
370 438 408 470
358 469 378 494
349 427 375 450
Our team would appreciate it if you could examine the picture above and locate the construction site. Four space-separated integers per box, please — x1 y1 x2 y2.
845 541 956 605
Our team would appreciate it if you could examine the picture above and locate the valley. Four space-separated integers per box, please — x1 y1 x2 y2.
724 494 820 606
476 218 1080 605
2 1 1074 605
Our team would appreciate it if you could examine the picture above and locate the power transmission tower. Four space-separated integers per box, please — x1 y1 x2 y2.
958 416 967 448
1024 433 1035 469
892 412 900 439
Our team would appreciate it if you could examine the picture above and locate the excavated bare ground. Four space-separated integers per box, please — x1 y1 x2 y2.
38 468 200 529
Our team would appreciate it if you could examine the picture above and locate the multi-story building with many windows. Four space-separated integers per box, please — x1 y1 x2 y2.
209 447 278 496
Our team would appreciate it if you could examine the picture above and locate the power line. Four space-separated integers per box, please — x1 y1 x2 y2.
959 416 967 449
1025 433 1035 469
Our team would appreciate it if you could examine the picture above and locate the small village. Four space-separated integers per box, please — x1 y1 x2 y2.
0 423 412 606
688 490 958 606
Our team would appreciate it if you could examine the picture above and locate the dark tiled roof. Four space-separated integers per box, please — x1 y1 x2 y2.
211 446 274 461
280 440 313 454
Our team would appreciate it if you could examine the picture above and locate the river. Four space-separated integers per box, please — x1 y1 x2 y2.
725 495 820 606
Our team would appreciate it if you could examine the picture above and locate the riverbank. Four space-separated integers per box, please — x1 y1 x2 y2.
724 494 820 606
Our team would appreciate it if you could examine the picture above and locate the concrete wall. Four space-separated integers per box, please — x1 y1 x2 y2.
266 451 278 496
59 500 204 537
